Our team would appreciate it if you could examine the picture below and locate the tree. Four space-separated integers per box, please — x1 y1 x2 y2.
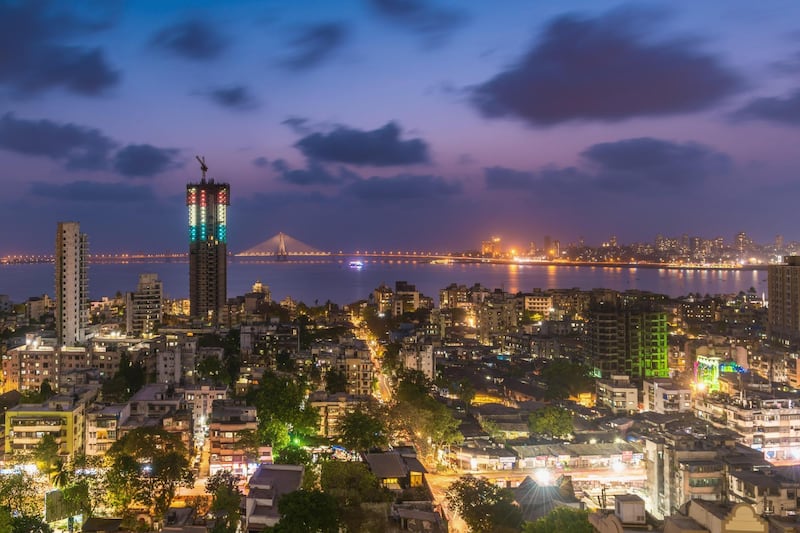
446 475 523 533
102 352 146 402
268 489 340 533
275 446 312 467
140 451 195 517
249 371 318 452
51 459 71 489
10 514 52 533
541 360 594 401
236 429 262 465
319 461 390 507
196 356 230 385
106 428 194 519
380 342 402 375
392 371 463 455
523 507 593 533
453 379 476 412
336 407 388 452
69 454 109 518
0 471 46 517
105 453 141 515
205 471 242 533
528 406 573 440
324 368 348 394
33 434 61 476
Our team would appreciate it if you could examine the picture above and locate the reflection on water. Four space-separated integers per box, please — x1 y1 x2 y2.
0 261 769 305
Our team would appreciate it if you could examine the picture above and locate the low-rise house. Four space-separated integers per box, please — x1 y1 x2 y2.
245 464 304 532
364 451 427 489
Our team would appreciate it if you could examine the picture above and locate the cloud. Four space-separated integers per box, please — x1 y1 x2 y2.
281 22 349 70
253 156 270 167
0 0 119 96
471 8 741 126
731 90 800 126
273 159 356 186
0 113 116 170
344 173 461 200
485 137 729 193
151 19 227 61
113 144 182 177
30 180 155 203
367 0 466 46
484 166 538 189
582 137 730 188
295 122 430 166
207 85 259 110
282 116 312 135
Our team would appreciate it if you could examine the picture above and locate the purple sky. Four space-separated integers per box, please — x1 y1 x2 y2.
2 0 800 255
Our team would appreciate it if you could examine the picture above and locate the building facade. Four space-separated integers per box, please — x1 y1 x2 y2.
187 170 230 323
125 273 163 337
586 299 669 379
55 221 88 346
768 256 800 346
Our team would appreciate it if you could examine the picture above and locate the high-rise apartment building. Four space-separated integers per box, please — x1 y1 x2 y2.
586 298 668 379
187 161 230 322
55 221 88 346
125 273 163 337
767 255 800 346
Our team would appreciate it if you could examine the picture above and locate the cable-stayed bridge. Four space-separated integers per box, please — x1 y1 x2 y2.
236 232 329 259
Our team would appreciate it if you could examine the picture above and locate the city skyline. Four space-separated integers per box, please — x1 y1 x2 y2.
2 1 800 254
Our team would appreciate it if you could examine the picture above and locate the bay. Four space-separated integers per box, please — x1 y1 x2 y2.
0 260 767 306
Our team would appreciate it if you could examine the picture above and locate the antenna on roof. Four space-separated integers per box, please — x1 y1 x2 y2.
196 155 208 182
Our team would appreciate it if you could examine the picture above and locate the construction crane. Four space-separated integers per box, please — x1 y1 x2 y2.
196 155 208 181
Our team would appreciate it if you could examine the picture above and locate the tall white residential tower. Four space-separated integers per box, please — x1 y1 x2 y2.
55 221 88 346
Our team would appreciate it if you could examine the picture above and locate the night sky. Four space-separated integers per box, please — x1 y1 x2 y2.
2 0 800 255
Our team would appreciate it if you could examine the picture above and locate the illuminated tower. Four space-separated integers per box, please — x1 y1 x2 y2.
187 157 230 322
55 221 88 346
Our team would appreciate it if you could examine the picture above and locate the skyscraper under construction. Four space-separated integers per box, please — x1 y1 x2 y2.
187 157 229 323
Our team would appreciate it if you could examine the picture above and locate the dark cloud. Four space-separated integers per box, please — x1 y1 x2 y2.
30 180 155 203
151 19 227 61
281 22 349 70
208 85 259 110
0 0 119 96
484 166 537 189
113 144 182 177
471 8 741 125
295 122 430 166
0 113 115 170
273 159 356 186
344 174 461 200
770 52 800 75
731 90 800 126
282 116 312 135
485 138 729 193
582 137 730 188
367 0 466 46
253 156 270 168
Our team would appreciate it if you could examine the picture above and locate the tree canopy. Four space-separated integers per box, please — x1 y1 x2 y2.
249 371 318 451
319 461 390 507
336 406 388 452
105 428 194 518
528 406 574 440
267 489 340 533
446 475 522 533
205 471 242 533
392 371 463 452
523 507 593 533
540 360 594 401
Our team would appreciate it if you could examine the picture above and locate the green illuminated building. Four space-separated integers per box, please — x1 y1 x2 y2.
587 297 669 379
